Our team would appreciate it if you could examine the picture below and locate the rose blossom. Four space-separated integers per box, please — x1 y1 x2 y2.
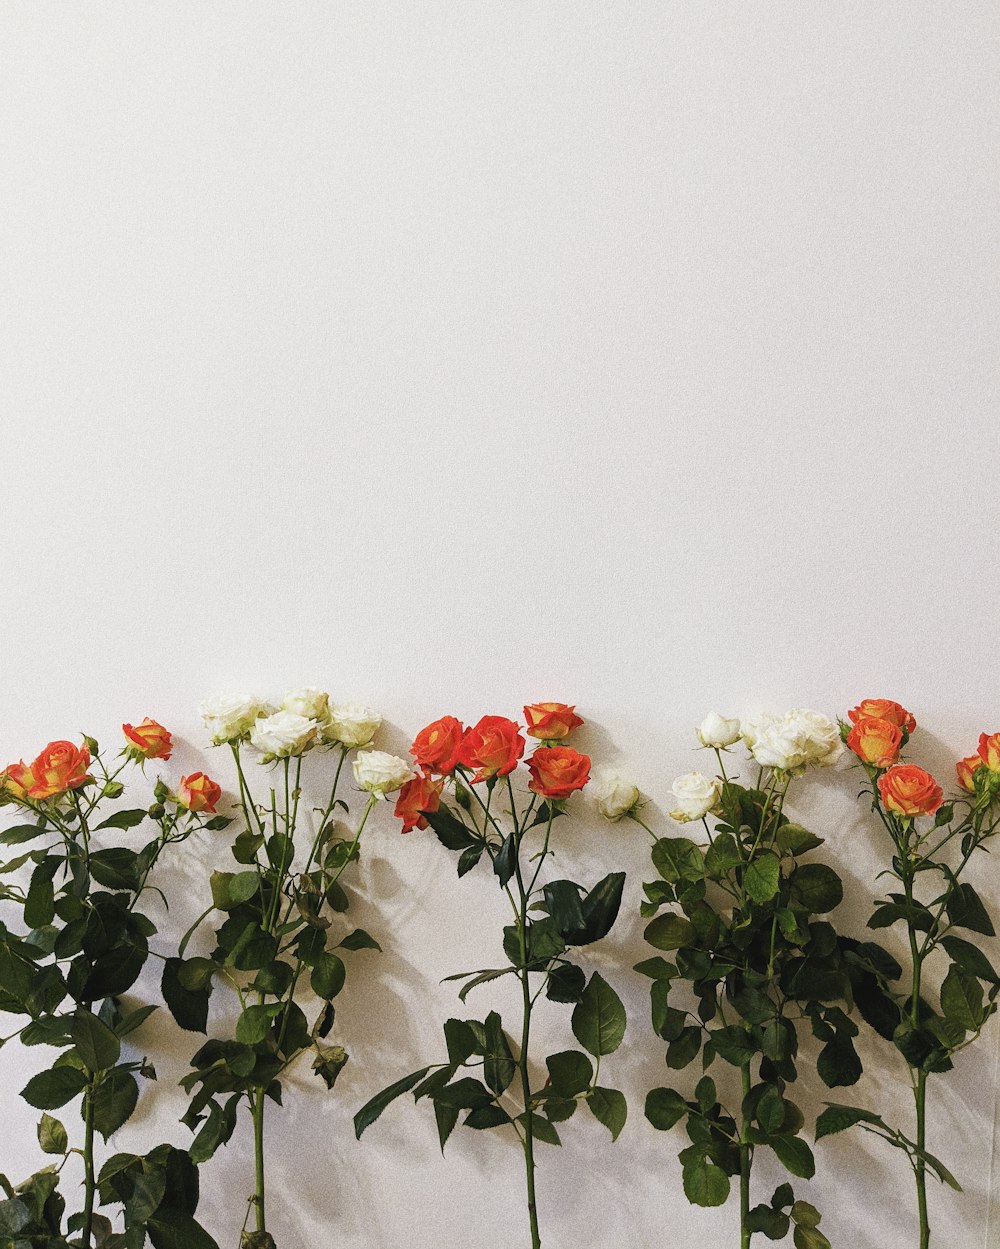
394 773 445 833
741 709 842 772
523 702 584 741
669 771 722 822
28 741 92 800
281 687 330 721
847 699 916 735
527 746 591 799
877 764 943 818
696 713 742 749
978 732 1000 773
323 703 382 749
0 761 35 800
846 717 902 768
178 772 222 813
123 717 173 761
199 694 269 745
458 716 525 783
956 754 983 793
590 769 640 821
250 711 319 758
353 750 415 797
410 715 465 775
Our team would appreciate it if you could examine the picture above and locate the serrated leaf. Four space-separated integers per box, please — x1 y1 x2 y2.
354 1068 432 1138
744 853 781 903
588 1086 627 1140
571 973 626 1057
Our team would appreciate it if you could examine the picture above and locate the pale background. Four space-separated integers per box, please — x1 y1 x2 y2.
1 3 998 1247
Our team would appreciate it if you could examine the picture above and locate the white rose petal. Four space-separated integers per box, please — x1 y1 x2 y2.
249 710 319 759
323 703 382 749
741 709 843 773
281 687 331 721
590 769 640 821
697 712 742 749
353 750 415 797
198 693 270 745
669 771 722 823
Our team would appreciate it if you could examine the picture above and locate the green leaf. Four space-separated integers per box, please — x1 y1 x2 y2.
768 1135 815 1179
542 880 586 935
817 1035 862 1088
744 853 781 903
235 1005 273 1045
946 883 995 936
645 1087 688 1131
92 1067 139 1139
0 823 49 846
644 913 696 951
667 1027 702 1069
126 1167 167 1223
21 1065 88 1109
89 847 141 889
652 837 704 884
443 1019 479 1066
354 1067 432 1138
37 1112 68 1154
634 956 678 980
746 1206 791 1239
776 823 824 856
493 833 517 887
457 844 484 876
793 1228 831 1249
523 1113 561 1146
758 1086 786 1133
545 1050 593 1097
483 1011 516 1094
24 859 58 927
210 871 259 911
0 1199 30 1236
704 832 742 876
546 962 586 1004
423 807 479 852
70 1009 121 1073
96 809 148 831
588 1086 627 1141
310 953 347 1001
940 964 983 1030
161 958 210 1034
147 1209 221 1249
465 1105 511 1129
788 863 843 914
571 972 626 1057
681 1153 730 1207
940 936 999 984
338 929 382 952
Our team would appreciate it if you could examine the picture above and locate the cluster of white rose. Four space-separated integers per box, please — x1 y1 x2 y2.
197 689 414 798
667 708 843 823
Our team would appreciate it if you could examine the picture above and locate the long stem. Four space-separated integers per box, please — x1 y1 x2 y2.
739 1062 752 1249
81 1083 96 1249
915 1070 929 1249
518 904 541 1249
253 1089 267 1236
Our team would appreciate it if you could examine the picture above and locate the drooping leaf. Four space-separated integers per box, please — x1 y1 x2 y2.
92 1067 140 1139
353 1068 432 1138
946 884 995 936
70 1009 121 1073
571 973 626 1057
483 1012 516 1094
588 1086 627 1140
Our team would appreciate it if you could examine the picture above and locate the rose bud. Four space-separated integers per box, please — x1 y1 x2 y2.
523 703 584 741
177 772 223 813
123 717 173 761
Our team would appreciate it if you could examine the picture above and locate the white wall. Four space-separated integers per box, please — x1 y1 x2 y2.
1 3 998 1247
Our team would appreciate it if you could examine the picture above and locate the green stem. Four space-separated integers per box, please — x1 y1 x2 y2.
81 1083 97 1249
253 1089 267 1236
739 1062 752 1249
518 911 541 1249
915 1070 929 1249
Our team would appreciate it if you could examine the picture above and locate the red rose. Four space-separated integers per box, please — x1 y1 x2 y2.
27 741 92 800
527 746 591 800
847 699 916 735
410 716 465 775
846 717 902 768
123 717 173 760
394 774 444 834
877 764 943 818
458 716 525 783
523 702 584 741
178 772 222 813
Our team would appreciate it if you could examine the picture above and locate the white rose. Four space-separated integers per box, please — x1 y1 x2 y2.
323 703 382 749
669 771 722 822
742 709 843 773
697 712 742 749
198 693 270 745
249 710 319 759
353 750 415 797
281 687 330 721
590 769 640 821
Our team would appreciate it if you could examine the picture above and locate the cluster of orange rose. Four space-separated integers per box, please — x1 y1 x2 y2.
393 701 590 834
844 697 1000 817
1 717 222 813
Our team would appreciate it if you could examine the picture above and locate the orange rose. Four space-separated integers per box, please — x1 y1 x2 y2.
27 741 92 800
123 717 173 760
523 702 584 741
846 717 902 768
977 732 1000 773
847 699 916 735
877 764 943 818
394 773 444 834
411 716 465 776
527 746 591 799
458 716 525 783
956 754 984 793
0 760 35 800
177 772 222 813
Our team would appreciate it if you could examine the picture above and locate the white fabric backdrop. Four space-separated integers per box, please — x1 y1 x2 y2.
1 4 998 1247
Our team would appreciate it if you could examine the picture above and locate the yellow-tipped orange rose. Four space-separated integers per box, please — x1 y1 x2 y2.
847 699 916 735
523 702 584 741
123 717 173 760
956 754 983 793
27 741 92 800
977 732 1000 773
877 764 943 818
0 760 35 799
177 772 222 813
846 717 902 768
